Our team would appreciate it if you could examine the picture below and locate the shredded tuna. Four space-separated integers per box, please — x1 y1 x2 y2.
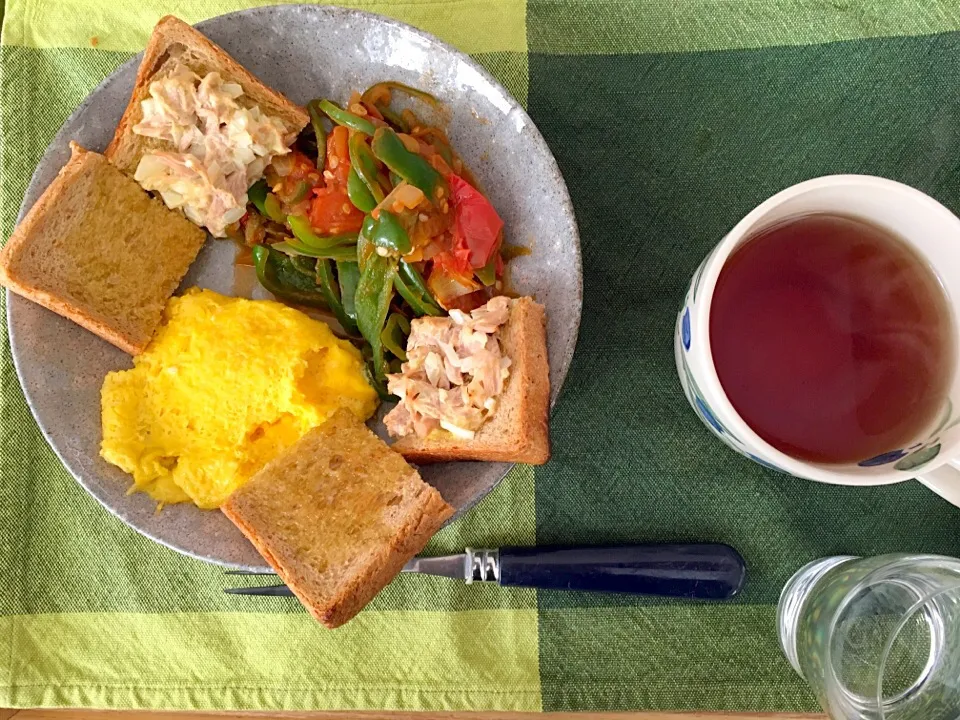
384 296 512 440
132 63 291 237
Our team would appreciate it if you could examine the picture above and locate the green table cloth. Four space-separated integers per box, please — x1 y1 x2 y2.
5 0 960 712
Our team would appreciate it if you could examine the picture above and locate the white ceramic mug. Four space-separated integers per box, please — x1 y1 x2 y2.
675 175 960 507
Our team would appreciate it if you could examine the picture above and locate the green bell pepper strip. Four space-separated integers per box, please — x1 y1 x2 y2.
362 81 440 108
357 215 376 273
287 214 356 249
262 193 287 224
389 171 403 188
289 181 311 204
251 245 328 308
347 167 377 212
371 128 446 201
355 254 398 378
318 99 377 136
475 253 497 286
369 210 412 255
248 179 269 215
381 313 411 362
348 133 385 204
376 104 409 133
272 240 359 262
306 99 327 169
364 367 390 399
398 260 443 310
336 260 360 324
394 273 443 317
290 254 318 278
316 258 359 335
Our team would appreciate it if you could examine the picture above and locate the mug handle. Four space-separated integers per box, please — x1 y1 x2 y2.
917 463 960 507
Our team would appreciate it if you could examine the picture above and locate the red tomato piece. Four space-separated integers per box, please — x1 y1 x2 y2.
310 188 364 234
448 174 503 270
308 127 364 233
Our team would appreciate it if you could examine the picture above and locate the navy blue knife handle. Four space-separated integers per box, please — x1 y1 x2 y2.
497 543 746 599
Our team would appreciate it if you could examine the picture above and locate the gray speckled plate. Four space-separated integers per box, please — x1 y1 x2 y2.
8 5 582 570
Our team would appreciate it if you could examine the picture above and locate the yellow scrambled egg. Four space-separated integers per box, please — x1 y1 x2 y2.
100 288 378 509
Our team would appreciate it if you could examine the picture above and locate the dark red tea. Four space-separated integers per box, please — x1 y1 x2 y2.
710 213 955 464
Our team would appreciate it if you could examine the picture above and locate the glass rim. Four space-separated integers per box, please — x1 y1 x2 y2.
874 582 960 718
819 554 960 708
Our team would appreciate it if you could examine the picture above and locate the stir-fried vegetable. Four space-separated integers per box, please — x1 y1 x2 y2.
381 313 411 362
355 254 397 379
306 100 328 169
251 245 327 308
239 83 510 385
348 133 385 204
318 99 377 136
316 258 358 336
288 215 355 249
347 167 378 212
248 179 269 216
272 240 358 261
448 173 503 270
371 128 446 200
368 211 412 255
362 81 440 108
337 260 361 325
395 273 442 317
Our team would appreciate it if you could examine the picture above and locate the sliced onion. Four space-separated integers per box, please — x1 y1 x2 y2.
428 267 481 307
396 133 421 153
373 181 425 217
271 153 295 178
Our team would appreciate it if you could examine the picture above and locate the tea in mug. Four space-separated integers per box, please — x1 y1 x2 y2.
710 213 955 464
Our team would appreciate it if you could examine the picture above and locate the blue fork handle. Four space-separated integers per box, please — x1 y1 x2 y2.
497 543 746 599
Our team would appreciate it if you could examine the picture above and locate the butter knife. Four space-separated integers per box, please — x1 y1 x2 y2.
225 543 746 599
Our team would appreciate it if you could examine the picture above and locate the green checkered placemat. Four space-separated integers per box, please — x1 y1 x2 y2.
5 0 960 712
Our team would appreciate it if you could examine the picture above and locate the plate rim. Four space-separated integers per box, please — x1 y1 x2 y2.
7 3 583 568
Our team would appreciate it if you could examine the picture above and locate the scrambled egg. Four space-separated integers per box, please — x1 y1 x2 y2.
100 288 378 509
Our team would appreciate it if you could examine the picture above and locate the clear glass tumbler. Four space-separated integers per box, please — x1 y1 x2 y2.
777 554 960 720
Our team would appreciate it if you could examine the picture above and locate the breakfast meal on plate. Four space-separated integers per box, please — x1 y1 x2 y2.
0 142 206 354
222 409 453 628
100 289 378 509
1 14 556 626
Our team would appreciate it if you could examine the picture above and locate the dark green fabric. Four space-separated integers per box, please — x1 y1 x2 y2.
528 31 960 710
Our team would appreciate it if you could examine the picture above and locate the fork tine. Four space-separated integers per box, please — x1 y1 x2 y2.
224 584 294 597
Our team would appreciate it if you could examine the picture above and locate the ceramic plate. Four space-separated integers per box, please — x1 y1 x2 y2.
8 5 582 570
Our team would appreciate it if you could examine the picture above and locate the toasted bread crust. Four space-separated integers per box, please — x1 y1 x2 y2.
0 144 139 353
105 15 309 175
0 143 204 354
391 297 551 465
222 410 453 629
222 483 451 628
312 485 451 627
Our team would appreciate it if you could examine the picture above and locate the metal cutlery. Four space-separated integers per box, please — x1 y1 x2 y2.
225 543 746 599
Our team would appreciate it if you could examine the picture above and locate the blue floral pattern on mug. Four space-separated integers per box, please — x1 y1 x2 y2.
681 308 692 351
894 443 941 471
695 397 724 434
858 450 908 467
854 399 953 470
748 453 782 472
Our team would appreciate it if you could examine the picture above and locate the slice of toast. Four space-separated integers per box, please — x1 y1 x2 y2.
0 143 206 355
106 15 309 176
221 409 454 629
391 297 551 465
